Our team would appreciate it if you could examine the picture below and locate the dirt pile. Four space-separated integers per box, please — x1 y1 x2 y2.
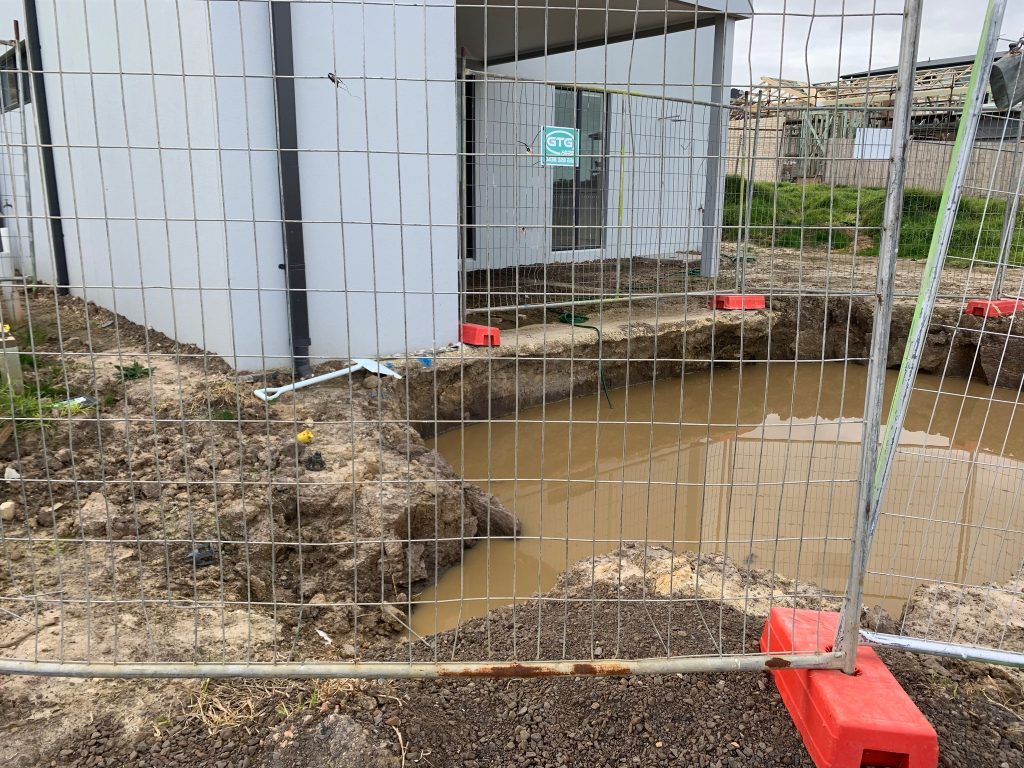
0 294 517 668
895 572 1024 653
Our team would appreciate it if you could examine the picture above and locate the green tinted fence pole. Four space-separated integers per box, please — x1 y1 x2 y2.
991 111 1024 300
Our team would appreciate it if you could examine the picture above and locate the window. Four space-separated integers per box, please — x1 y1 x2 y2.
0 43 30 114
552 88 607 251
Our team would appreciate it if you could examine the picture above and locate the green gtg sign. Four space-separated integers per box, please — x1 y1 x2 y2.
541 125 579 167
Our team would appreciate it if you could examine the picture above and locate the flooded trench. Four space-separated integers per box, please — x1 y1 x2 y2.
412 361 1024 636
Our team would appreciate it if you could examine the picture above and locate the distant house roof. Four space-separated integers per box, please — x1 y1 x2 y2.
839 53 997 81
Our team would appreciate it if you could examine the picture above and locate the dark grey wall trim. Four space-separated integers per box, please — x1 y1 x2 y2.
270 2 312 378
23 0 69 295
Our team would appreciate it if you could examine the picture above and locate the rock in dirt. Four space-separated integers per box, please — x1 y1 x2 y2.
259 435 304 471
271 713 399 768
363 374 381 390
380 603 408 631
4 465 20 481
0 500 16 522
77 492 131 539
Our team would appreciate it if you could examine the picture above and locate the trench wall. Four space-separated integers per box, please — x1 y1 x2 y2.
400 298 1024 434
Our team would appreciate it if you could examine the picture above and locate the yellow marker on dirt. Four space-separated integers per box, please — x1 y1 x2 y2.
296 429 314 445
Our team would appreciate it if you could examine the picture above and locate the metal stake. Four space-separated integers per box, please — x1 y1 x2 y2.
741 92 763 295
991 110 1024 300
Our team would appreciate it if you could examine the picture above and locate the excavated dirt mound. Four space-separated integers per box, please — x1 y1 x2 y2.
0 292 517 675
893 573 1024 654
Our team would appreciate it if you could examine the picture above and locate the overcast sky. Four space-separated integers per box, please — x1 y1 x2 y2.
731 0 1024 87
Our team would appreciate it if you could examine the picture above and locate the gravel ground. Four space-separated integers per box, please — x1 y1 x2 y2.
11 583 1023 768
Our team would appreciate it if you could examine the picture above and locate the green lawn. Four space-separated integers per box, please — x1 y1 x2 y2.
722 176 1024 266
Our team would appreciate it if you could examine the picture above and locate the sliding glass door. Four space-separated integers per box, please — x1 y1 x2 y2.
552 88 608 251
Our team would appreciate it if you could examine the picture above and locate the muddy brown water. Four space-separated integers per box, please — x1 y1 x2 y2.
412 362 1024 636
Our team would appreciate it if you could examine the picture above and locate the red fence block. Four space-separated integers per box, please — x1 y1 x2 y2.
459 322 501 347
761 608 938 768
964 299 1023 318
710 294 766 311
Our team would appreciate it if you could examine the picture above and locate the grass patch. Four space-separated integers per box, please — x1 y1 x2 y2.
116 360 152 381
0 384 53 431
722 176 1024 265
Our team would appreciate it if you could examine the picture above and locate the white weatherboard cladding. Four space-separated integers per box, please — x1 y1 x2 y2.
4 0 458 369
289 0 459 362
30 0 286 368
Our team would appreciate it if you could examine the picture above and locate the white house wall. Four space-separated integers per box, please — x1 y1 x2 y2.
473 27 724 272
0 97 51 287
471 78 554 271
604 91 705 263
5 0 726 363
28 0 284 368
288 0 460 362
13 0 459 370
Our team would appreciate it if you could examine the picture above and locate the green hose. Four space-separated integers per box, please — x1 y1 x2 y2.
557 311 614 409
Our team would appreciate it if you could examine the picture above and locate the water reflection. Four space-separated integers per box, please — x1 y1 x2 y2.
413 363 1024 636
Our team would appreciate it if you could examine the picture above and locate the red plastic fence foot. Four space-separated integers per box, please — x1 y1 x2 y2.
459 322 501 347
760 608 938 768
710 294 766 310
964 298 1023 317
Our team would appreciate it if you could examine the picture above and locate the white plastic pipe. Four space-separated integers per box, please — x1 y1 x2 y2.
253 358 402 402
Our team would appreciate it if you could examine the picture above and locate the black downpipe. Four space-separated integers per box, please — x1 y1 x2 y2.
23 0 69 295
270 2 312 378
463 75 476 261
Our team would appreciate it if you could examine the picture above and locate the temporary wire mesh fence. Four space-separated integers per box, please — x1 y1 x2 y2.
862 55 1024 664
0 0 1020 678
462 72 708 311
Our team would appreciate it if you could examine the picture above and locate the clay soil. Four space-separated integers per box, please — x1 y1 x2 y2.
0 288 516 658
0 288 515 762
2 247 1023 766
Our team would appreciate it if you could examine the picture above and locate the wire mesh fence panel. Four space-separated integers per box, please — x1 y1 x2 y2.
862 83 1024 663
464 74 705 311
0 0 1018 678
